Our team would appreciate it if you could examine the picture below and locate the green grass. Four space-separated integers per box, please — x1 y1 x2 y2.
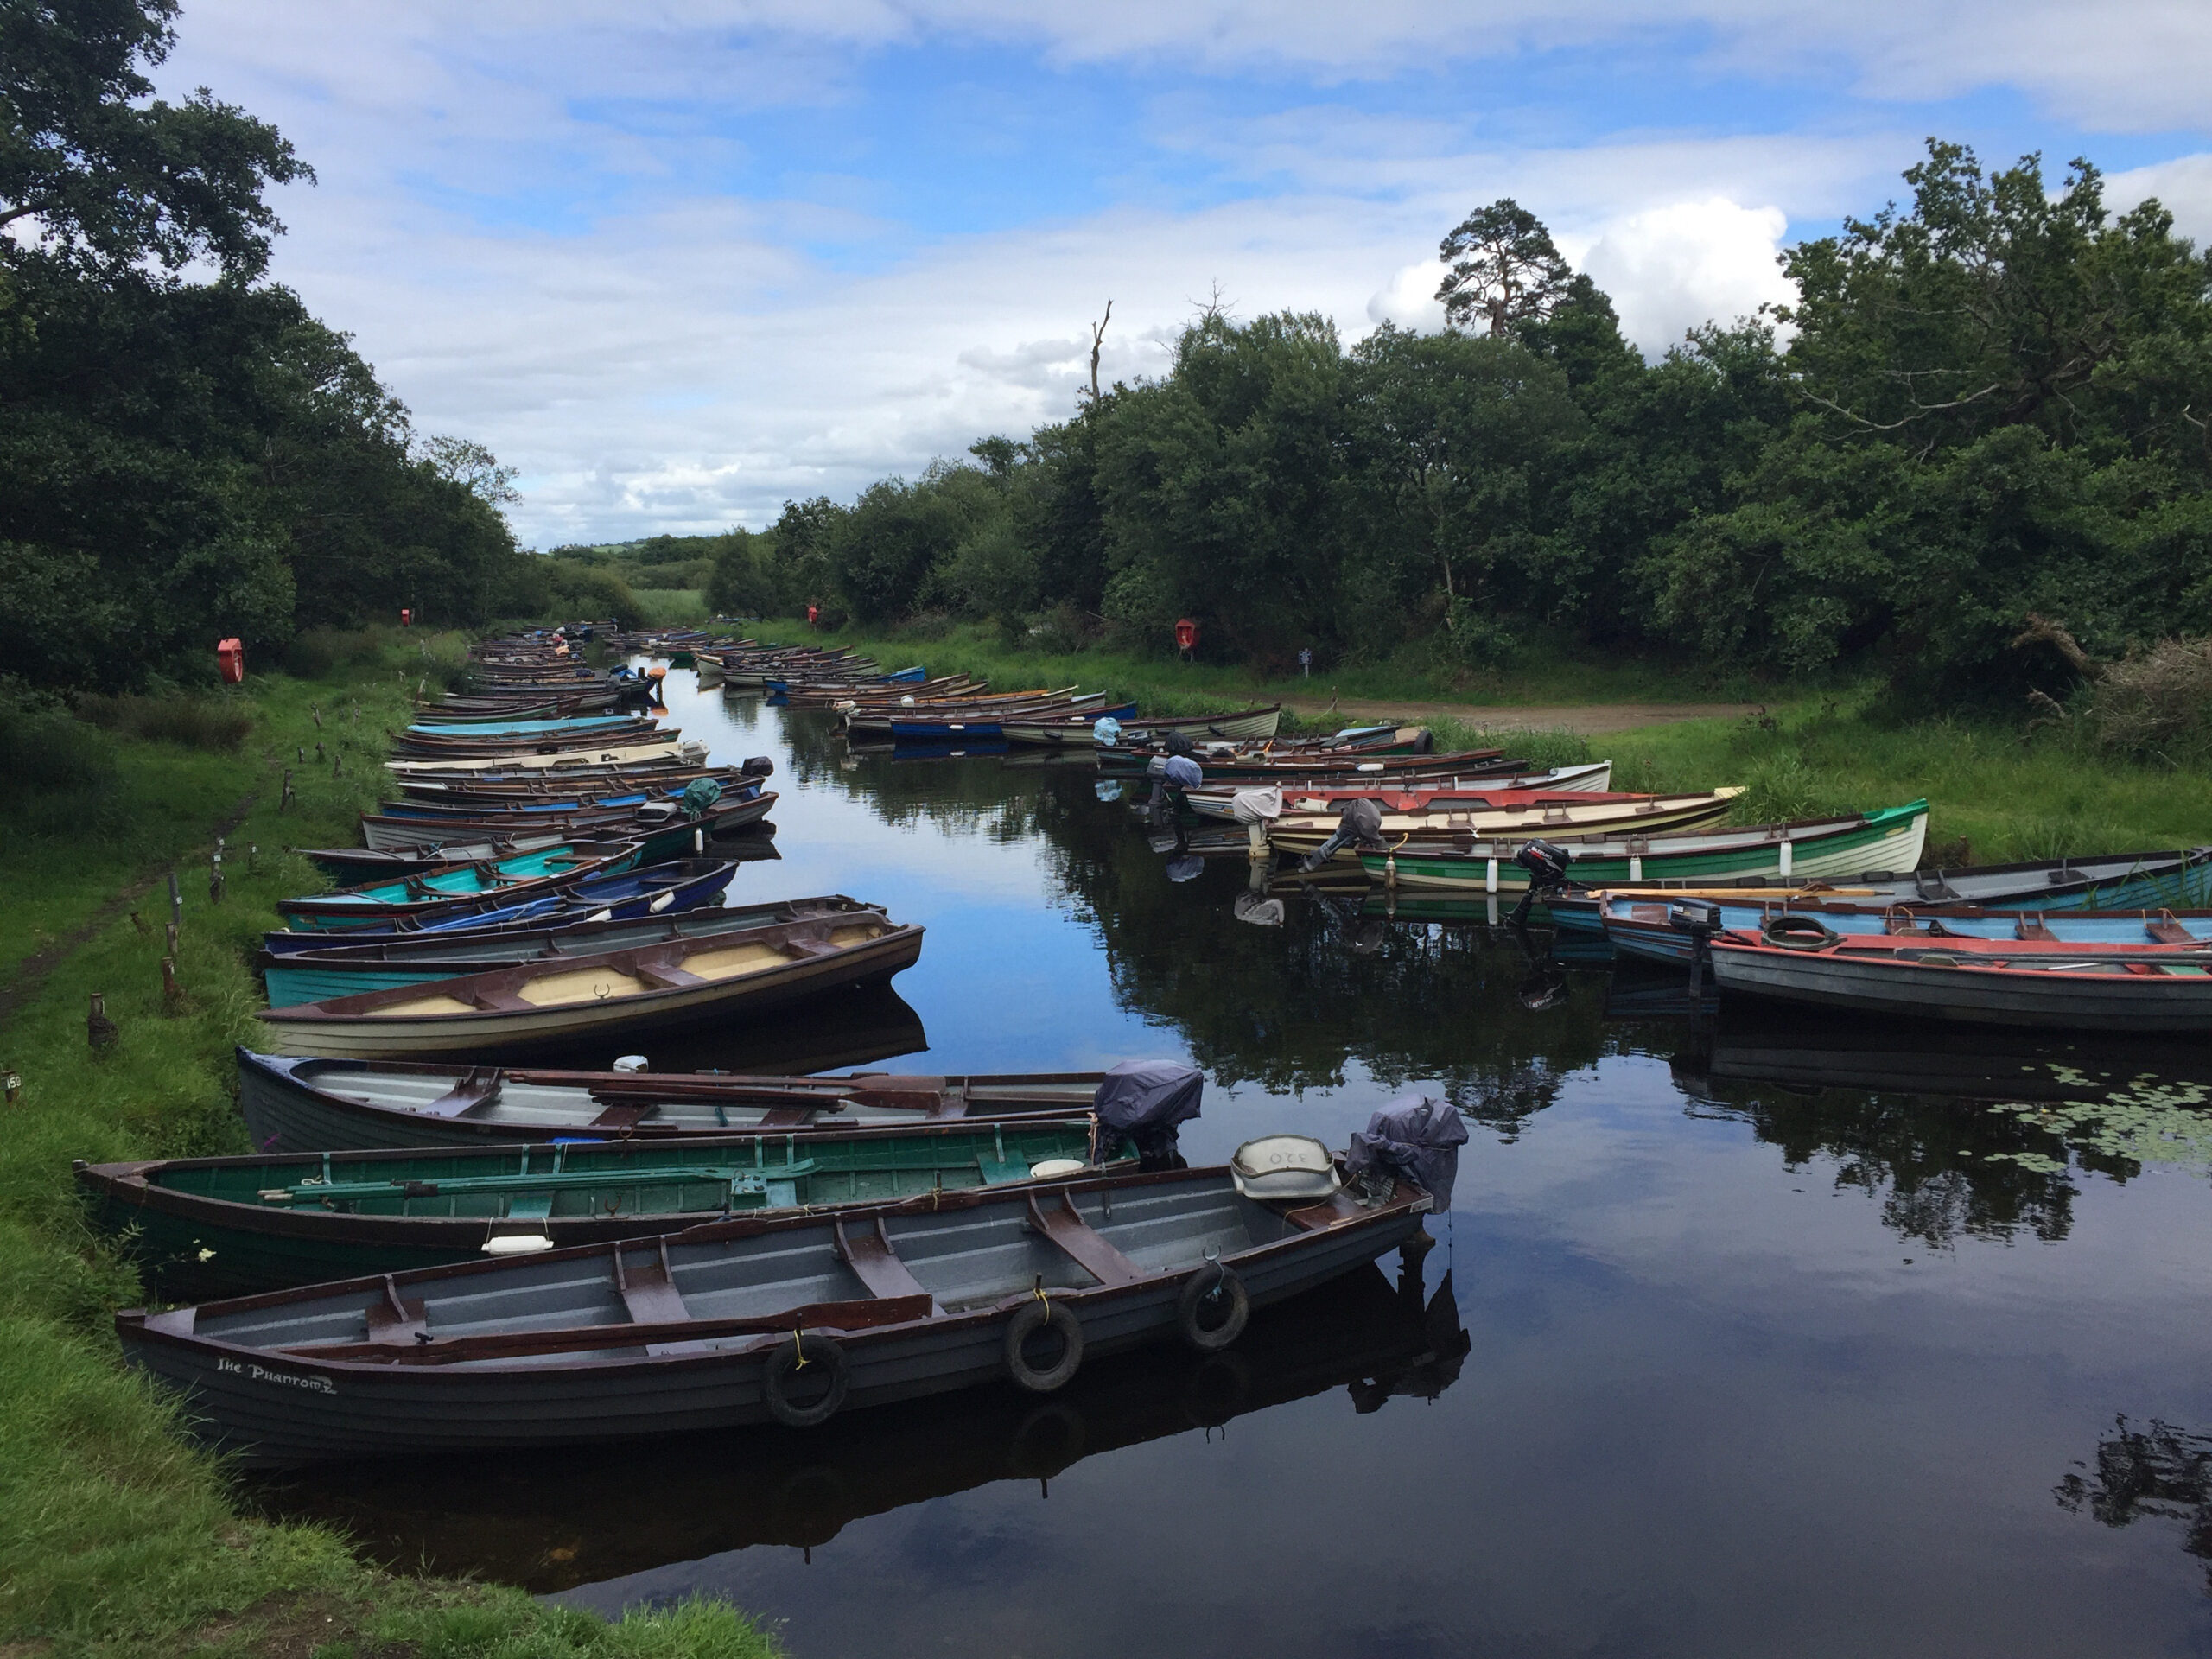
0 639 781 1657
632 588 711 626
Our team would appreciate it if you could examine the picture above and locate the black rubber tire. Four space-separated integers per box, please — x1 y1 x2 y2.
762 1332 850 1427
1004 1300 1084 1393
1177 1264 1250 1352
1763 914 1842 952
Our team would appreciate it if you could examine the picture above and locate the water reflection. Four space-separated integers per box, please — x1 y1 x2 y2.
251 1262 1466 1595
2057 1416 2212 1591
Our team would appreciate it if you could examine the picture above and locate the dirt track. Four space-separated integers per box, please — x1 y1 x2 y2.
1282 698 1761 735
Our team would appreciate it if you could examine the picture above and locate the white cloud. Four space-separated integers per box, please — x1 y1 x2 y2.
1578 199 1795 354
2107 153 2212 248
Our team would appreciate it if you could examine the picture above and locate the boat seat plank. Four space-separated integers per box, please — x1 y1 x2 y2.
505 1192 554 1221
365 1276 429 1344
835 1217 939 1312
2147 921 2194 944
1283 1192 1365 1231
2015 918 2056 941
755 1107 819 1128
588 1103 655 1130
977 1160 1032 1185
614 1245 689 1325
1025 1191 1142 1286
414 1067 505 1119
635 963 709 989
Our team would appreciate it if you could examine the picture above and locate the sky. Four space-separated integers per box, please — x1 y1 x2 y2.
156 2 2212 549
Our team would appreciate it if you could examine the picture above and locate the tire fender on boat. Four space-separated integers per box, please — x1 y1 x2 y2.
1177 1262 1250 1352
762 1332 850 1427
1762 915 1844 952
1004 1298 1084 1392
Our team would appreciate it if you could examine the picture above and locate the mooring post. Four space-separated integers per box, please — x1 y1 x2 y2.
168 869 182 935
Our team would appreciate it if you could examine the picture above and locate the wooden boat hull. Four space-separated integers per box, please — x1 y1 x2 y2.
1356 802 1929 893
1707 936 2212 1032
356 791 773 859
386 741 702 776
79 1120 1109 1298
1548 847 2212 934
1185 761 1616 817
257 922 925 1058
236 1052 1119 1152
258 888 860 1008
276 842 645 931
115 1167 1430 1464
1003 706 1283 746
1265 791 1738 854
1602 896 2212 967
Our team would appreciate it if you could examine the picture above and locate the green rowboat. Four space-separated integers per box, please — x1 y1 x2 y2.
1354 800 1930 893
78 1120 1112 1299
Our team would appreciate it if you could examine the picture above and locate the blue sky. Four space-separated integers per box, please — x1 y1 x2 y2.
161 3 2212 546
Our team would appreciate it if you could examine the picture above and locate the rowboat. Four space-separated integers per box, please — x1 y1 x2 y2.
1599 893 2212 968
1264 788 1742 856
404 715 642 739
259 855 766 954
257 910 925 1058
1003 705 1284 747
79 1117 1116 1297
1184 761 1618 817
1704 921 2212 1032
237 1052 1122 1151
1547 846 2212 932
115 1160 1432 1463
278 1260 1464 1589
1096 747 1539 785
1353 800 1929 893
258 890 869 1007
386 739 708 777
388 721 671 759
276 841 645 931
389 761 771 804
355 790 775 860
301 836 588 885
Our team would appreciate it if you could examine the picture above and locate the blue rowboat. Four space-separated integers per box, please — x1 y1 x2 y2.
1547 846 2212 934
258 892 880 1007
276 841 645 931
260 860 751 956
1600 893 2212 967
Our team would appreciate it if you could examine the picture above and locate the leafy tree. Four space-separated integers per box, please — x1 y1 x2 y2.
0 0 308 276
1435 199 1575 336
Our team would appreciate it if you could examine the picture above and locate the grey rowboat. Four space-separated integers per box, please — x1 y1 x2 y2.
115 1162 1433 1464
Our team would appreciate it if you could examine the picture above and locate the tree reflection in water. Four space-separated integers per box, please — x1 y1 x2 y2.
2056 1416 2212 1590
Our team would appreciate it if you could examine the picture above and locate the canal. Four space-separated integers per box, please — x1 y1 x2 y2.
256 667 2212 1657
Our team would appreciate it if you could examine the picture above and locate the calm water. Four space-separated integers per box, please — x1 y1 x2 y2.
256 668 2212 1657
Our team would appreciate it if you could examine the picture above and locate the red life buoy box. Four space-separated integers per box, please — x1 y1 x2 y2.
1173 617 1200 652
216 638 245 684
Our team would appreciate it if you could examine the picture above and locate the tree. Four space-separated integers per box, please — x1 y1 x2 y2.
0 0 310 277
1435 200 1574 337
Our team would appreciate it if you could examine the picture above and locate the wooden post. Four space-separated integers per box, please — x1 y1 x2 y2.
281 769 294 811
165 920 178 957
86 993 115 1050
248 842 258 874
161 957 182 1014
311 703 322 729
168 869 182 934
130 910 148 935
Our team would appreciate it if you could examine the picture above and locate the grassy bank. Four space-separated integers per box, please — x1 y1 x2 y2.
737 619 2212 862
0 643 779 1656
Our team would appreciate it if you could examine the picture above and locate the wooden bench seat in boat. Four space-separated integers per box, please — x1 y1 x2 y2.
1025 1191 1142 1286
835 1216 939 1313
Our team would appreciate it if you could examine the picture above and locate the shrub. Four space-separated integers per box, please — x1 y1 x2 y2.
74 694 252 752
2085 638 2212 763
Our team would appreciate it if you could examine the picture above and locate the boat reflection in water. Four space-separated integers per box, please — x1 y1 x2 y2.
2056 1414 2212 1592
554 982 930 1076
248 1257 1468 1595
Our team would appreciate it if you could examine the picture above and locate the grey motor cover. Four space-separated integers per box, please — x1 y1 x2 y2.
1091 1058 1205 1168
1346 1093 1468 1208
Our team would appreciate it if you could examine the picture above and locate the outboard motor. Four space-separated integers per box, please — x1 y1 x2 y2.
1667 899 1725 1015
1090 1059 1204 1170
1345 1094 1469 1209
1508 837 1575 925
740 755 775 779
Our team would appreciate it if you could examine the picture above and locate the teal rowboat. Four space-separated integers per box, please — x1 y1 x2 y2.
78 1120 1113 1299
1354 800 1929 893
276 839 643 931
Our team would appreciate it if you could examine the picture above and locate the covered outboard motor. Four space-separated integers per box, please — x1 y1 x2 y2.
1300 798 1386 873
740 755 775 779
1163 729 1199 760
1094 715 1122 747
1345 1094 1468 1209
1230 785 1282 860
680 776 723 819
1090 1058 1204 1169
